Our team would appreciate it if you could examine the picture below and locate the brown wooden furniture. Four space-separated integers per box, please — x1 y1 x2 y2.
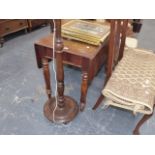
92 19 154 135
0 19 28 47
34 21 109 111
27 19 49 32
43 20 79 123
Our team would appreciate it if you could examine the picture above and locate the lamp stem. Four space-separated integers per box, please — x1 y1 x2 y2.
54 19 65 108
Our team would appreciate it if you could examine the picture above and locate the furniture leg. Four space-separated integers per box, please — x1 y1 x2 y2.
80 71 89 111
28 27 32 32
133 105 154 134
50 20 54 32
133 113 153 135
92 76 109 110
42 57 52 99
80 58 91 111
25 28 28 34
92 94 104 110
0 37 4 48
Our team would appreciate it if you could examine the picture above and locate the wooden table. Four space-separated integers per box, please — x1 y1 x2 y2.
34 33 108 111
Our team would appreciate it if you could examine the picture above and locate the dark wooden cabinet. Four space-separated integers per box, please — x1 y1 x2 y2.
132 19 143 33
0 19 28 47
0 19 51 47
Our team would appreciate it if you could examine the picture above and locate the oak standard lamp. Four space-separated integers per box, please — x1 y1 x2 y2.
42 19 79 124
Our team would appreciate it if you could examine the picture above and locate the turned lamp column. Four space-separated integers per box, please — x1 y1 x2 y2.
43 19 79 124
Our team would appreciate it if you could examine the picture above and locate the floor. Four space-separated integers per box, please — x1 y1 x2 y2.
0 20 155 135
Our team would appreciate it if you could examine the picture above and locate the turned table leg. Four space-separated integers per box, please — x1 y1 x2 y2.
80 59 90 111
42 57 52 100
80 72 89 111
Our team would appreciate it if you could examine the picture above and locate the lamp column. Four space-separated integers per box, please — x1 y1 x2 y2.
43 19 79 124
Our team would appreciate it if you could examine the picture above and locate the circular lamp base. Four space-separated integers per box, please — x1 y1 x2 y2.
44 96 79 124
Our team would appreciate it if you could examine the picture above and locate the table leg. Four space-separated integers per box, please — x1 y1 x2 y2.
80 59 90 111
0 37 4 48
80 71 89 111
25 28 28 34
42 57 52 99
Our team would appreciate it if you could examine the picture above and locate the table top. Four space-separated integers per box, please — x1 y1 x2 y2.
35 20 133 60
35 33 108 60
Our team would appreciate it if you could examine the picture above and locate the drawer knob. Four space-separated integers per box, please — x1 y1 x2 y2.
19 22 23 25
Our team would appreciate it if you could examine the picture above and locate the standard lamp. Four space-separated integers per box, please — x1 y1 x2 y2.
42 19 79 124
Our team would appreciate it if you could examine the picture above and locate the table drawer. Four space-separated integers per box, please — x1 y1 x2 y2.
0 19 28 36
